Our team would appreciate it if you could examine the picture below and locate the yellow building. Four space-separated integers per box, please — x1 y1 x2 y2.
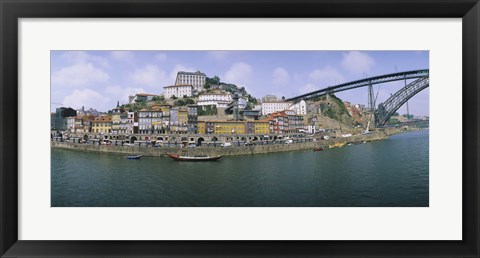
111 113 121 133
253 121 270 134
197 121 206 134
179 108 188 124
92 116 112 133
213 121 245 134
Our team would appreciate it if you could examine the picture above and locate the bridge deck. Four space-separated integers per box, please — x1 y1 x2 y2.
286 69 429 102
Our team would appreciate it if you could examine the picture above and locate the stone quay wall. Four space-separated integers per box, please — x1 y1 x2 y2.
51 131 393 157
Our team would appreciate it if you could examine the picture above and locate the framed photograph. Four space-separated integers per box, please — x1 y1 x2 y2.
1 0 479 257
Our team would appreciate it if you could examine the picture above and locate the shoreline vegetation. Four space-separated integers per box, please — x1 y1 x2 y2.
51 127 425 157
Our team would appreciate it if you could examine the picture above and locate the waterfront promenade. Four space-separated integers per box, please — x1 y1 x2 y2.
51 130 395 157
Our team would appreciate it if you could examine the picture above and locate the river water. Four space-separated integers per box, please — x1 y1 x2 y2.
51 130 429 207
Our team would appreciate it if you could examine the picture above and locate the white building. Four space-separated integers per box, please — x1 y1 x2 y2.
197 92 232 108
163 85 194 99
261 101 293 116
175 71 206 93
238 97 247 109
289 100 307 115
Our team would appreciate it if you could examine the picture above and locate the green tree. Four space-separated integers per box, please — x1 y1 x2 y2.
174 98 195 106
152 96 165 101
212 76 220 84
198 105 217 115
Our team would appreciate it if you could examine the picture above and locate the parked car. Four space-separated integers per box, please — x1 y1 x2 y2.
188 144 197 148
221 142 232 147
220 142 232 147
285 139 293 144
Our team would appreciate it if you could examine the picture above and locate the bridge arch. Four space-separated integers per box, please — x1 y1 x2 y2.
286 69 429 102
375 77 429 127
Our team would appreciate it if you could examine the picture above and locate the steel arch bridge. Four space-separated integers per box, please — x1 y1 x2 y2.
375 76 429 127
285 69 429 102
285 69 429 128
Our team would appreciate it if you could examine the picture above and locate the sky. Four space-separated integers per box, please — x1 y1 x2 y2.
51 50 429 115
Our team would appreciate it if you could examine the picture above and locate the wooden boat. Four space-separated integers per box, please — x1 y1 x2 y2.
166 153 222 161
313 147 323 151
125 155 142 160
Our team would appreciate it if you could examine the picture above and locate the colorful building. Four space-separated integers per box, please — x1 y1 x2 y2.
92 116 112 133
197 121 206 134
169 107 188 134
126 111 138 134
252 121 270 135
187 105 198 134
265 111 289 134
138 107 164 134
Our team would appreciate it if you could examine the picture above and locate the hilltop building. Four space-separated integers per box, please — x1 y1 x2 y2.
163 85 193 99
261 101 292 116
197 92 232 108
175 71 206 93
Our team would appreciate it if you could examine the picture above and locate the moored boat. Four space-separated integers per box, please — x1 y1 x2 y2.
313 147 323 151
126 155 142 159
166 153 222 161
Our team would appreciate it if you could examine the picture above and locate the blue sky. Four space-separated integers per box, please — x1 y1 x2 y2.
51 50 429 115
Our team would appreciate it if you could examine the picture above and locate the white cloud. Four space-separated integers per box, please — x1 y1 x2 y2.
155 53 168 62
63 88 110 111
111 51 134 61
105 85 147 105
59 51 109 68
224 62 253 88
272 67 290 85
299 83 319 94
207 51 231 61
130 65 167 87
52 62 109 87
341 51 375 74
308 66 345 85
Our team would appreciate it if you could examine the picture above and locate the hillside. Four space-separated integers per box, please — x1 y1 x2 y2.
305 94 364 130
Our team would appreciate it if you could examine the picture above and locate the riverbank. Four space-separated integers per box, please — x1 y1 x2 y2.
51 128 411 157
52 130 429 207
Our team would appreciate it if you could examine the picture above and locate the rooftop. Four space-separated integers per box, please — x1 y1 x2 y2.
164 84 194 89
177 71 206 76
92 117 112 122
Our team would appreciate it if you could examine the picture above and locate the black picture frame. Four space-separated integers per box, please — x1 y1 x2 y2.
1 0 479 257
